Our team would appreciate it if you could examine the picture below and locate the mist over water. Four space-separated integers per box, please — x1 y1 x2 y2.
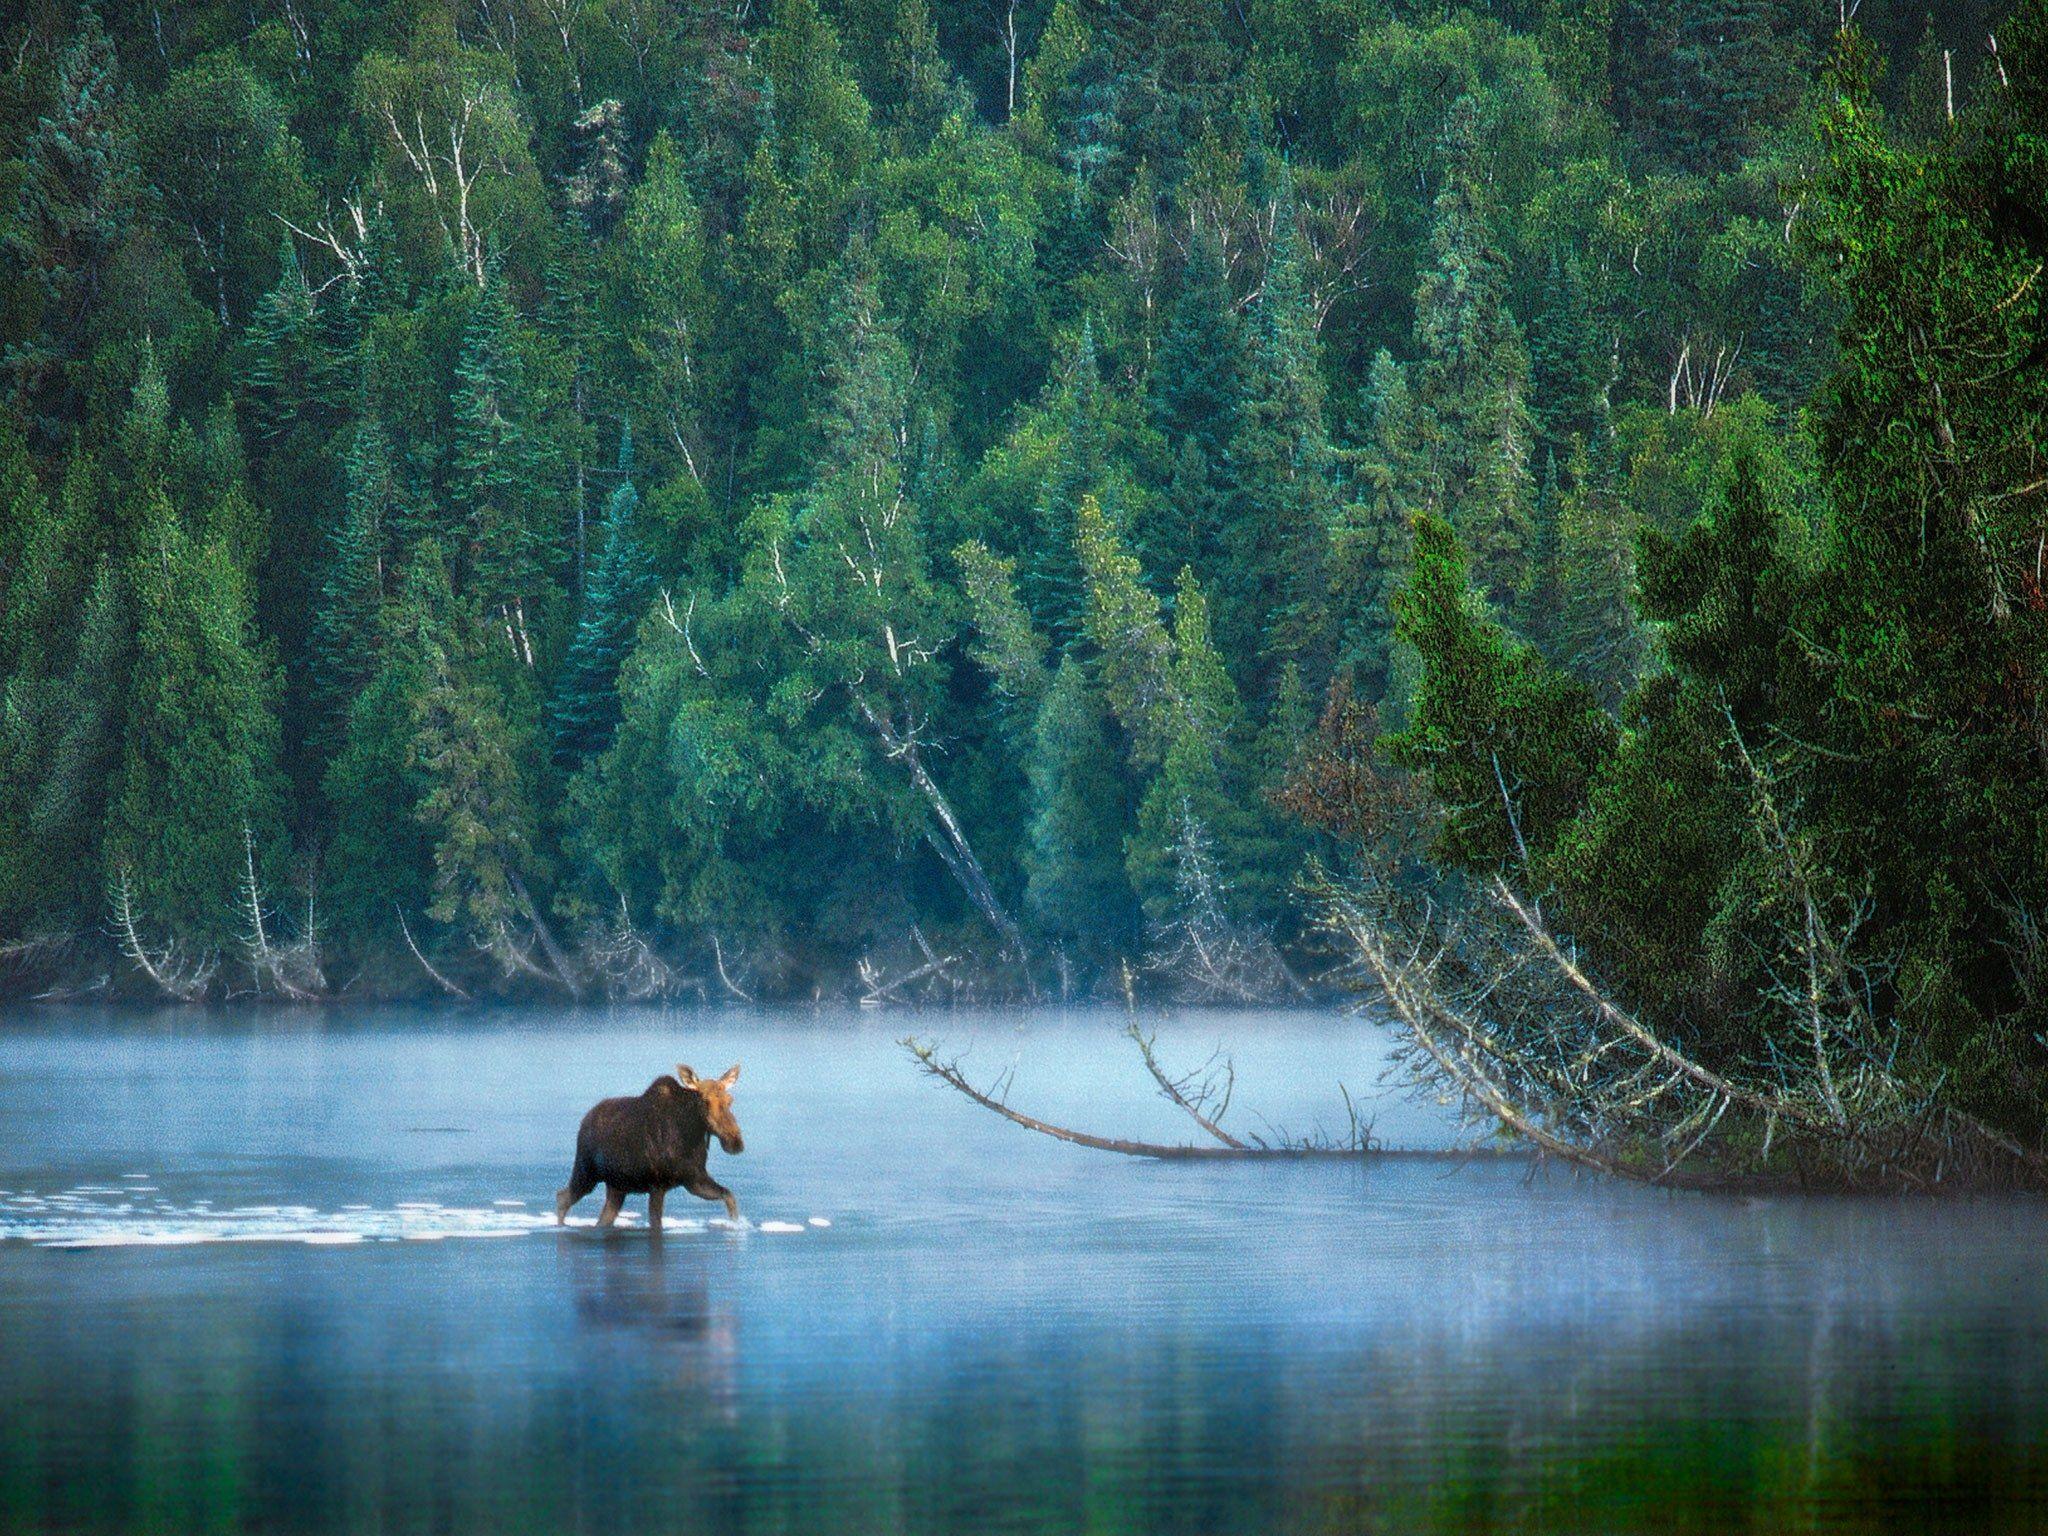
1 1006 2045 1534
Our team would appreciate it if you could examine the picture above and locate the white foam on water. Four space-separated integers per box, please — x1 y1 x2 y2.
0 1186 810 1250
808 1217 832 1228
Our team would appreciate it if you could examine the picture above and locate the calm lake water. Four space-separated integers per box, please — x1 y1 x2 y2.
1 1005 2045 1535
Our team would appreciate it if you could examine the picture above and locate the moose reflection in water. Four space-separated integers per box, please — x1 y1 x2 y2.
556 1063 745 1229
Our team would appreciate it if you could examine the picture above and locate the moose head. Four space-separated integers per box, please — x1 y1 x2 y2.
676 1063 744 1154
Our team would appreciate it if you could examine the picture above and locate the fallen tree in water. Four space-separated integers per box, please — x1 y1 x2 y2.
903 1023 1512 1162
1313 866 2048 1194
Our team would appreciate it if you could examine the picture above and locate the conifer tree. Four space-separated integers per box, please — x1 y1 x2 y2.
1328 350 1424 707
1126 569 1277 923
1025 321 1132 641
609 132 716 489
1147 223 1243 582
552 437 656 765
450 274 556 661
2 7 135 444
1223 163 1343 686
322 543 448 953
1022 656 1135 951
307 414 397 765
1384 513 1615 871
1411 100 1536 613
105 505 285 949
1074 493 1174 765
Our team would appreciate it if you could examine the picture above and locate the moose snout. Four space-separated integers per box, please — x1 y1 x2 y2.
720 1132 745 1155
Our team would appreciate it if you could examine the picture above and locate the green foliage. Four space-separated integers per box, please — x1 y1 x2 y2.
0 0 2024 1019
551 469 656 765
1023 657 1135 948
1385 513 1615 871
106 505 285 948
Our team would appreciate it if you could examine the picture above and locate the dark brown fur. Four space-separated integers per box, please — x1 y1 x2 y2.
555 1063 743 1229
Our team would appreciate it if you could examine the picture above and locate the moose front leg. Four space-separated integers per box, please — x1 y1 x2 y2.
681 1167 738 1220
646 1188 666 1233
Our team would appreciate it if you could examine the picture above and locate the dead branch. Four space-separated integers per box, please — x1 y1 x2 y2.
508 872 581 998
396 905 469 999
109 868 214 1002
711 933 754 1003
584 903 700 1002
1312 861 2046 1193
902 1036 1382 1160
239 826 322 1001
1125 1023 1247 1149
860 936 958 1005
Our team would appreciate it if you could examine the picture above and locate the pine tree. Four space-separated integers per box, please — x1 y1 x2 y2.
552 453 656 765
1147 223 1244 582
1074 492 1174 765
2 8 135 444
1126 569 1276 924
1527 252 1608 460
1383 513 1615 872
1223 162 1343 687
565 99 631 236
26 556 129 923
1025 321 1129 641
1550 444 1649 708
321 543 448 953
1328 350 1423 707
450 274 556 658
1411 100 1537 614
1100 0 1242 190
307 414 397 765
610 131 716 490
1022 656 1135 949
412 608 543 967
105 505 285 949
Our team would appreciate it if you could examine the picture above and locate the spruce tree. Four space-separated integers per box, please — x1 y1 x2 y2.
450 274 556 658
2 7 135 444
1223 163 1342 687
105 506 285 949
552 457 656 765
322 543 448 953
1412 100 1537 614
1025 321 1128 641
307 414 397 765
1126 569 1276 924
1147 223 1244 582
1023 657 1135 951
1329 351 1424 707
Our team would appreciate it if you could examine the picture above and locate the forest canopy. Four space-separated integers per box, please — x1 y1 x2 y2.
0 0 2039 1143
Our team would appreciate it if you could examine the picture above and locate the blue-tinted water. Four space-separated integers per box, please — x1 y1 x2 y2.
1 1006 2045 1534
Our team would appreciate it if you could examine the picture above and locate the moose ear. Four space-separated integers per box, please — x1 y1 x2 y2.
718 1063 740 1086
675 1063 699 1088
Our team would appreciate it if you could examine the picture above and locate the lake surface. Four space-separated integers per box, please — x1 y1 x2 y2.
1 1005 2045 1534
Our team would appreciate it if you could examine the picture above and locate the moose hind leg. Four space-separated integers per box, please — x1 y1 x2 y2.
682 1168 738 1221
556 1160 597 1225
647 1188 666 1233
595 1186 625 1229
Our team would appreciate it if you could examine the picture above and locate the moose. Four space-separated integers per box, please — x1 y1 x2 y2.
556 1063 745 1231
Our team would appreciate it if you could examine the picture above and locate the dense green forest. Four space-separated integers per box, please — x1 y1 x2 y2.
0 0 2037 1064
